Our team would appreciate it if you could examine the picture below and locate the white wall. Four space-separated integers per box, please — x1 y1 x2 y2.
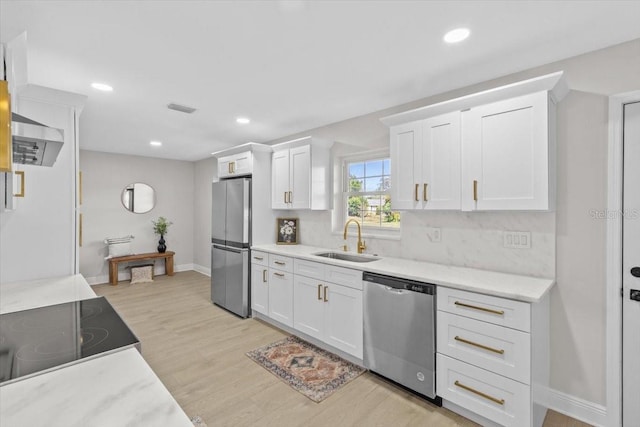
79 150 195 283
193 157 216 275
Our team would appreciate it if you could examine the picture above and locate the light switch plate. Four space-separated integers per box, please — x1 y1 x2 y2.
426 227 441 243
504 231 531 249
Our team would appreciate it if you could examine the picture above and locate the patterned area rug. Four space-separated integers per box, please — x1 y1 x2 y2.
246 335 365 402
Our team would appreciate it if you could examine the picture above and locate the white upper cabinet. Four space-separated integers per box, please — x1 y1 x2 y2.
461 91 553 211
390 111 461 210
382 72 567 212
217 150 253 178
271 136 333 210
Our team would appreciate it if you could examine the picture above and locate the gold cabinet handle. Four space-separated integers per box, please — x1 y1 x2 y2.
454 301 505 316
273 272 285 277
323 285 328 302
284 191 288 203
262 269 267 282
423 183 428 202
14 171 25 197
454 336 505 355
473 180 478 201
231 161 235 173
317 284 322 300
228 162 232 174
414 183 419 202
253 256 264 261
79 213 83 247
274 261 286 266
288 191 292 204
454 380 504 405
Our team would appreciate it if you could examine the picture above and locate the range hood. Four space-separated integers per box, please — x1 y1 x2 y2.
12 112 64 167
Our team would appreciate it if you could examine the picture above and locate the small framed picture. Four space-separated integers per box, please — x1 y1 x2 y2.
276 218 299 245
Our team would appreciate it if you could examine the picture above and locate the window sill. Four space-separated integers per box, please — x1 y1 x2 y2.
331 230 401 241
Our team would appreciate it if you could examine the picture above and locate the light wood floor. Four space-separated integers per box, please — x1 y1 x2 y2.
93 271 591 427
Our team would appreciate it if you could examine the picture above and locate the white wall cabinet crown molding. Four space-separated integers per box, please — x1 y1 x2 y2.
271 136 333 210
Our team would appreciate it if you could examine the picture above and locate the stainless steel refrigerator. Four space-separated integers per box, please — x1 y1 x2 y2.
211 177 251 318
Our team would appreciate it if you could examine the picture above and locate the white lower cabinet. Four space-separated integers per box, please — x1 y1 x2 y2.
250 263 269 316
437 287 549 427
292 274 324 340
268 267 293 327
322 282 363 358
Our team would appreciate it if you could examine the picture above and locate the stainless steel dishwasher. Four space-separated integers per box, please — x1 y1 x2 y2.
363 272 437 399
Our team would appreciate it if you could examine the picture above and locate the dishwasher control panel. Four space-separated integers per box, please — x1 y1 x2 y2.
362 272 435 295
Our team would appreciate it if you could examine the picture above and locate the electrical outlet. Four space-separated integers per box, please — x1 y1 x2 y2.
504 231 531 249
426 227 441 243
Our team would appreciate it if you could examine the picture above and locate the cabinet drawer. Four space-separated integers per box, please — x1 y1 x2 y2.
437 311 531 384
437 354 530 427
269 254 293 272
294 258 325 280
251 250 269 267
438 287 530 332
325 265 362 290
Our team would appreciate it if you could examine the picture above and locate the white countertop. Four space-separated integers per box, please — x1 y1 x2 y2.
252 244 555 302
0 274 97 314
0 348 193 427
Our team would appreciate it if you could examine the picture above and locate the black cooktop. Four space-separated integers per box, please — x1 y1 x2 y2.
0 296 140 385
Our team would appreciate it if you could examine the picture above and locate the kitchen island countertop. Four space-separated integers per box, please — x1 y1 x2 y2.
0 348 193 427
0 274 97 314
252 244 554 303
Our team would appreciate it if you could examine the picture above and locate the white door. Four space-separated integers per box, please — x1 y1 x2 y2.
390 121 422 210
323 283 363 359
622 100 640 427
268 269 293 327
289 145 311 210
422 111 461 210
250 263 269 315
462 91 550 211
271 150 290 209
292 275 324 340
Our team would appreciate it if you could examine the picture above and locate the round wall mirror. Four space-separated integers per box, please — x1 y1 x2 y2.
121 182 156 214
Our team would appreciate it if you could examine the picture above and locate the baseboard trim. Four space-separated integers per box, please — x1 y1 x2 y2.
535 385 607 427
192 264 211 277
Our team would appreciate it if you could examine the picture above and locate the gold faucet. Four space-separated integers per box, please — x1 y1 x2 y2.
343 219 366 254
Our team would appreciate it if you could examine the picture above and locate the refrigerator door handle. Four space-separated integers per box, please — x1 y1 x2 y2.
212 244 244 254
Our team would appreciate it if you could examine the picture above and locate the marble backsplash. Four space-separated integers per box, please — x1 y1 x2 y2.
288 209 555 278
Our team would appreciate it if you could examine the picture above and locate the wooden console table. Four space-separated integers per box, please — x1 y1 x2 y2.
109 251 175 285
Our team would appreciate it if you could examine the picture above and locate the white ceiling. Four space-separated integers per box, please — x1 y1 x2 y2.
2 1 639 162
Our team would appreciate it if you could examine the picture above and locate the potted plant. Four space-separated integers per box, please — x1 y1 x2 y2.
152 216 173 253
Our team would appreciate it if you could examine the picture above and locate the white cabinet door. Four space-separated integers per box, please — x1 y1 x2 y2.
293 275 324 340
271 150 290 209
268 268 293 327
289 145 311 210
218 151 253 179
251 262 269 315
421 112 461 210
323 282 363 359
390 121 421 210
462 91 551 211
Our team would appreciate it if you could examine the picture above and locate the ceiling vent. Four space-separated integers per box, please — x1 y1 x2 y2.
167 103 197 114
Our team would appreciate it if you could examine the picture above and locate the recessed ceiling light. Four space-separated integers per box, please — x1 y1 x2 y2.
91 82 113 92
236 117 250 124
443 28 470 44
150 141 162 147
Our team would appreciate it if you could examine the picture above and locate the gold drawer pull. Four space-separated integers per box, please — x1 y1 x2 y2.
323 285 328 302
454 336 505 355
317 284 322 300
288 191 292 203
253 256 264 261
473 180 478 201
454 301 504 316
274 261 286 266
423 183 428 202
262 269 267 282
414 183 419 202
14 171 25 197
273 272 285 277
454 380 505 405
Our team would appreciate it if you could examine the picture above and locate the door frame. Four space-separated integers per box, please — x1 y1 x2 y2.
606 89 640 427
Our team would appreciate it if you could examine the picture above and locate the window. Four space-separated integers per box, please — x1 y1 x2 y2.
344 157 400 230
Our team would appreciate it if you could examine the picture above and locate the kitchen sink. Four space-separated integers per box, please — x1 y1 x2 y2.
313 251 381 263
